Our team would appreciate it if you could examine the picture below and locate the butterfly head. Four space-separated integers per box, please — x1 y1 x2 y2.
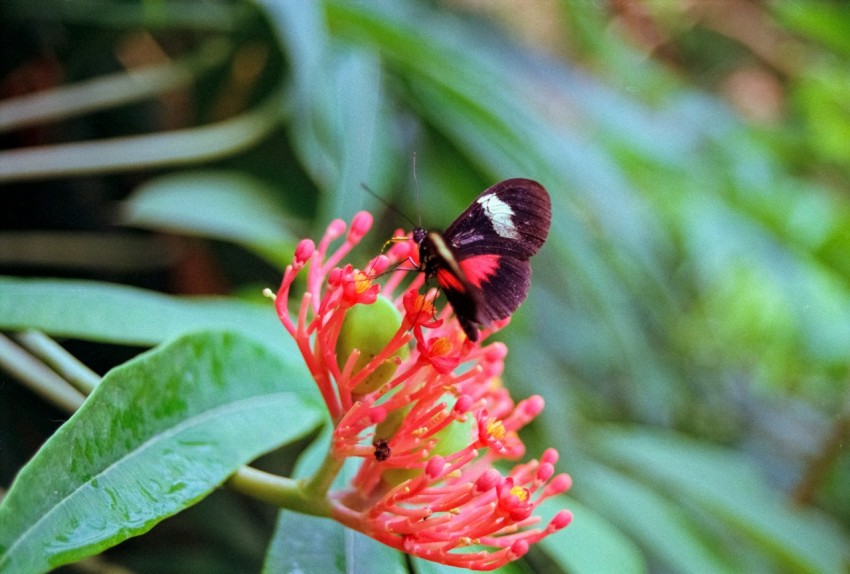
412 227 427 245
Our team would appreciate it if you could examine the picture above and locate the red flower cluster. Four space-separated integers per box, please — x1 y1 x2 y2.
269 211 571 570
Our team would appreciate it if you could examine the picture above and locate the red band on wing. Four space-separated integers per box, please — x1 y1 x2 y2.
459 254 501 288
436 268 466 293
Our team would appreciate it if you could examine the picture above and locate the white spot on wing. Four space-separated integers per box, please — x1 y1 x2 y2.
477 193 518 239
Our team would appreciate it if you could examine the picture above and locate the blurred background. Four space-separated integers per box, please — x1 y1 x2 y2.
2 0 849 572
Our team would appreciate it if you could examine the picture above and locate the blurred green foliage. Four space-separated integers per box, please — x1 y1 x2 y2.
1 0 849 572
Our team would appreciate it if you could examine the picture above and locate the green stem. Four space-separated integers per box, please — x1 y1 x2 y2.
0 333 85 412
14 330 101 395
226 466 332 517
0 87 286 182
303 448 345 499
0 37 231 133
792 389 850 505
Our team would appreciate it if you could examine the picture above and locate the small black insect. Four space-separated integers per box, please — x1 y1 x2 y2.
414 178 551 342
373 438 391 462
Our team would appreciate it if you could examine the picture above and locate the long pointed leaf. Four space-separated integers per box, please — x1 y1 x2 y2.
0 331 323 573
0 276 285 349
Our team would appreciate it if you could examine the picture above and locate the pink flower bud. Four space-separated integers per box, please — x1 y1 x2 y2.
453 394 473 414
366 254 391 276
327 218 347 239
476 469 502 492
510 540 529 558
388 238 412 261
547 473 573 494
348 211 373 241
485 342 508 362
328 267 343 285
551 510 573 529
425 456 445 479
541 447 559 465
294 239 315 266
522 395 545 417
369 406 387 424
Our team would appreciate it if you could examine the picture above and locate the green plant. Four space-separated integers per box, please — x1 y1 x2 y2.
2 1 849 572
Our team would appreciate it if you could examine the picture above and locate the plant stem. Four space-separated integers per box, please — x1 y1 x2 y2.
0 333 85 412
304 448 345 499
226 466 332 517
0 87 286 182
14 330 101 395
0 37 231 133
792 390 850 505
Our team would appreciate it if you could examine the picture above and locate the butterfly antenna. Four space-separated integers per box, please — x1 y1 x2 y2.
359 183 416 281
412 152 422 229
360 183 416 229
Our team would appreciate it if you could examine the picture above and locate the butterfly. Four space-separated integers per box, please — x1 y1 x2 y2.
413 178 551 342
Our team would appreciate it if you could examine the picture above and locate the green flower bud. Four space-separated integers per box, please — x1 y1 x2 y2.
337 295 409 395
374 399 408 439
380 398 475 486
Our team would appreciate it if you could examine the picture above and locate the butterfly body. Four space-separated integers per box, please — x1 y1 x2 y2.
414 178 551 342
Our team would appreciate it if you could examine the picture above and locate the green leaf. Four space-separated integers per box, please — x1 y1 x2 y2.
266 514 406 574
411 556 527 574
120 170 296 268
0 331 323 574
573 461 736 574
537 495 647 574
775 1 850 56
260 1 401 225
262 429 407 574
0 276 286 349
591 427 850 574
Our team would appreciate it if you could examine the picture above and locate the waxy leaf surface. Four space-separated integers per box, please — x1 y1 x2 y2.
0 331 322 573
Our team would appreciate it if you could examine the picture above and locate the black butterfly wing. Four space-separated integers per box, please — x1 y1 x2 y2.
419 231 484 341
437 270 484 341
463 255 531 321
418 179 550 341
444 179 550 325
434 254 531 342
443 178 551 259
